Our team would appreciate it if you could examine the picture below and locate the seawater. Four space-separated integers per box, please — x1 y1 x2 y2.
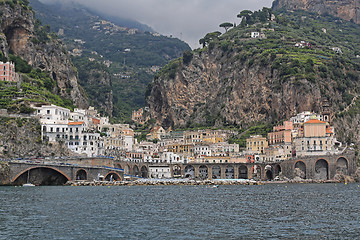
0 184 359 240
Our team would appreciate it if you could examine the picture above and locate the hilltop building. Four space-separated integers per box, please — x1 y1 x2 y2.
0 61 16 82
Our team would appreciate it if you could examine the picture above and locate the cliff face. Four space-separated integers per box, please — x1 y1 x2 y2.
84 68 113 116
147 50 326 128
0 3 88 108
147 10 360 132
272 0 360 24
0 116 73 158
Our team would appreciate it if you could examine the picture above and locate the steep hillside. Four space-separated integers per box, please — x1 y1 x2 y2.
30 0 191 120
273 0 360 24
147 8 360 141
0 0 88 108
0 116 72 158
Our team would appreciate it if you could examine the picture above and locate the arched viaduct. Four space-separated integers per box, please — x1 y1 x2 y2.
114 161 281 181
280 153 356 180
115 152 356 181
5 152 356 185
8 162 124 185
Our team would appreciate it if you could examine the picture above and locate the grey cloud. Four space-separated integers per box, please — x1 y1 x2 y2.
39 0 274 48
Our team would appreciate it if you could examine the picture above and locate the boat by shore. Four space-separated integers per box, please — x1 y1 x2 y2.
22 183 35 187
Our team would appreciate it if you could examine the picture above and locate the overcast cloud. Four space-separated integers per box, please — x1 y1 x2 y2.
40 0 274 48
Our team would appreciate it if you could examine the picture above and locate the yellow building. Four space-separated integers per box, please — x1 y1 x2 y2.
167 144 194 156
246 135 268 154
184 130 227 144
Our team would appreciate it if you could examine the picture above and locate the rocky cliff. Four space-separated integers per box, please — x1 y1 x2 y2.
147 9 360 139
0 116 73 158
0 2 88 108
148 49 325 128
272 0 360 24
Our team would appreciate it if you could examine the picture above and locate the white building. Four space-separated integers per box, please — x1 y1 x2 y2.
210 142 240 156
294 137 335 157
41 121 104 157
160 152 187 164
149 165 171 178
290 111 323 125
251 32 260 38
194 144 211 156
33 104 70 121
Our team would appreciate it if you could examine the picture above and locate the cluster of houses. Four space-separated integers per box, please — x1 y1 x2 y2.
245 110 341 164
33 102 341 179
32 104 134 157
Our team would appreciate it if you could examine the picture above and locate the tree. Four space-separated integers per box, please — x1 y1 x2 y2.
199 31 221 48
199 38 206 48
237 10 254 26
237 10 253 19
219 22 234 33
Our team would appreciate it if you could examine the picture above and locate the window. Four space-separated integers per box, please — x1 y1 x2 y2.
47 110 50 114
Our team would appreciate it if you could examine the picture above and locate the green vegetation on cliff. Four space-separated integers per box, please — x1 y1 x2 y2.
0 55 74 113
147 8 360 144
30 0 191 121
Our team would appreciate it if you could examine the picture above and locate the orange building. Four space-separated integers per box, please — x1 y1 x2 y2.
268 121 293 145
304 119 326 137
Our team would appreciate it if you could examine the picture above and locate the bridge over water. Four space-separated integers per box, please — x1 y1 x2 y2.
114 152 356 181
7 159 125 185
3 151 356 185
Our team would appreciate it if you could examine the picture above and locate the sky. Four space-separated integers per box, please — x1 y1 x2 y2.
39 0 274 49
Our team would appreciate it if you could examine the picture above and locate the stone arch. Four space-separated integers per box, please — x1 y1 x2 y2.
199 165 209 180
75 169 88 180
336 157 348 175
141 166 148 178
124 164 130 174
238 165 248 179
12 167 71 186
185 165 195 178
274 164 282 177
251 165 261 180
225 165 234 179
115 163 123 170
133 165 140 177
104 172 122 181
212 166 221 179
294 161 306 179
265 165 273 180
315 159 329 180
172 165 182 177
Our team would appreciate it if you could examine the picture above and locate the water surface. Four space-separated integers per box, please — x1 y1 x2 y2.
0 183 359 239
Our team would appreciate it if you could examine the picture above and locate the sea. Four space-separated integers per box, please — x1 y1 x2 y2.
0 183 359 240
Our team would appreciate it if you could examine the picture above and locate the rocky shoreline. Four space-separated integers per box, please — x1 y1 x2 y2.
65 178 353 187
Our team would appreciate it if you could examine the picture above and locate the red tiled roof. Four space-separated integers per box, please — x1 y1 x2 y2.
68 121 84 125
304 119 326 124
326 129 333 134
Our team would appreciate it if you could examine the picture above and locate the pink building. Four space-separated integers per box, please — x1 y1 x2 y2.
268 121 293 145
0 62 16 82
